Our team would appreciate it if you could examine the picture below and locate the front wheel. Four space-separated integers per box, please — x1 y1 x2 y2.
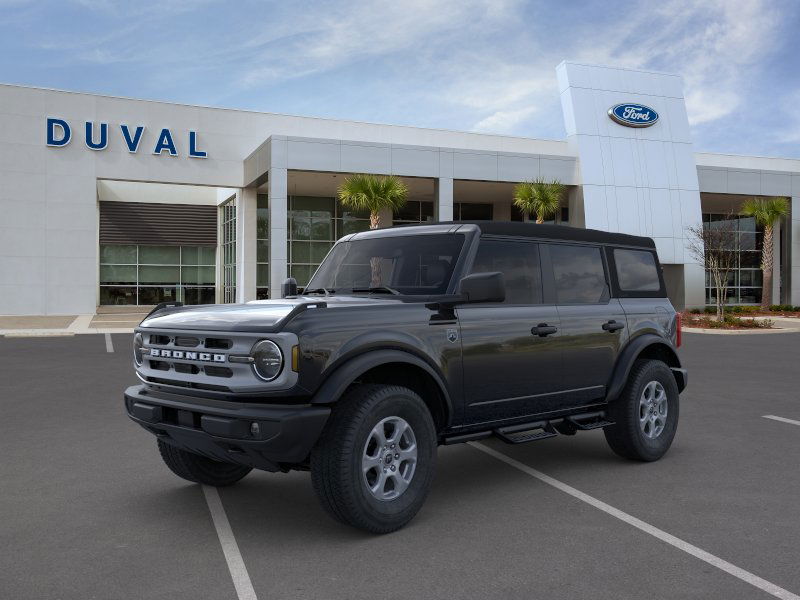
311 384 437 534
604 359 679 462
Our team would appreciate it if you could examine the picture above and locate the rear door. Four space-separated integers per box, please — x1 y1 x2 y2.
458 237 563 426
543 243 628 407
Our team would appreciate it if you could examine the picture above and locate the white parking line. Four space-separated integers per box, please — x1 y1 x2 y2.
202 485 258 600
763 415 800 427
104 333 114 353
469 442 800 600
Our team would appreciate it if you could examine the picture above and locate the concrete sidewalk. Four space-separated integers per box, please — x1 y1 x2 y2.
684 315 800 335
0 312 142 337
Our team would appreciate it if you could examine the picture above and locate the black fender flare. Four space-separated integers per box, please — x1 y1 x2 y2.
606 334 685 402
309 348 453 425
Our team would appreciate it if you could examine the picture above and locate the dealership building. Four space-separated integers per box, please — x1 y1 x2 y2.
1 61 799 316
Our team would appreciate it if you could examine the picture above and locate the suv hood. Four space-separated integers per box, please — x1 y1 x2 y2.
139 296 403 332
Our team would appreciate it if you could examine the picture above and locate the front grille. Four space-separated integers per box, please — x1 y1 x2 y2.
174 363 200 375
136 328 296 396
206 337 233 349
204 366 233 378
138 329 256 393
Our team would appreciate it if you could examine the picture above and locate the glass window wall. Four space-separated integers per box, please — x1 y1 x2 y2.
703 213 764 305
393 200 434 225
221 198 237 303
454 202 493 220
256 194 270 299
287 196 371 286
99 245 215 306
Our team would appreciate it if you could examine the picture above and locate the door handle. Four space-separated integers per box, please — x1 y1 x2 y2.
531 323 558 337
602 320 625 332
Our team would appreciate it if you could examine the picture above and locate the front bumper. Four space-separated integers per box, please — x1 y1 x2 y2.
124 384 330 472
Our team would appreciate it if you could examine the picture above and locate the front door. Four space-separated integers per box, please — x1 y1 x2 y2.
545 243 628 406
458 238 564 426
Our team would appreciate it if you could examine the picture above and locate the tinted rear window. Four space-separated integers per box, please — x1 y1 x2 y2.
614 249 661 292
550 245 608 304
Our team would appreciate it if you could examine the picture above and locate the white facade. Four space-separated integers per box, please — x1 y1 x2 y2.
1 61 799 315
557 62 705 306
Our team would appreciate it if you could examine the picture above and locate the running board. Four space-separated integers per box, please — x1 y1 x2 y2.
495 428 558 444
565 412 615 431
494 420 557 445
493 411 614 445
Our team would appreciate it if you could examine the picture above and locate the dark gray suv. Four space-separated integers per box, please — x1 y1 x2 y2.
125 222 686 533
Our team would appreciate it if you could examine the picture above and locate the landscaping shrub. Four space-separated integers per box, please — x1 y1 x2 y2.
769 304 797 312
683 311 773 329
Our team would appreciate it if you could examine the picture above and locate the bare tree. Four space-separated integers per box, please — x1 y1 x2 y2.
686 215 737 322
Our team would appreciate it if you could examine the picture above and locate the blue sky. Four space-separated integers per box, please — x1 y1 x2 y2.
2 0 798 156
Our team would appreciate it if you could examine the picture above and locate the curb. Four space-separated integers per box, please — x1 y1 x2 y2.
683 327 799 335
1 327 134 337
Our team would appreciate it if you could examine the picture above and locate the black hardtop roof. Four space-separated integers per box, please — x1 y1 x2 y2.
457 221 656 248
353 221 656 249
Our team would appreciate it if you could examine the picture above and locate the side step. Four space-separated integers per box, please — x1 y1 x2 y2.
565 412 615 431
495 428 558 444
493 411 614 445
494 421 557 445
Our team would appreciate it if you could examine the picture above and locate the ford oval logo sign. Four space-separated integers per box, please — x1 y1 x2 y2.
608 103 659 128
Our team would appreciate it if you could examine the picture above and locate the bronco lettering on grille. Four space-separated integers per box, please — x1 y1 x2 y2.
149 348 226 362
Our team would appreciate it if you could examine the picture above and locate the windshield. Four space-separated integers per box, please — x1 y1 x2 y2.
305 233 465 295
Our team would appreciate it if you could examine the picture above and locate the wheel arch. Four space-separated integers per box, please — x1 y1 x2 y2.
309 349 453 431
606 334 685 402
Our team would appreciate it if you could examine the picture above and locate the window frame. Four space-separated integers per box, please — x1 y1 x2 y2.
605 246 666 298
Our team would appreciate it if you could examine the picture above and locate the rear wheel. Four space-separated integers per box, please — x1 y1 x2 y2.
604 359 679 461
311 384 437 534
157 439 252 486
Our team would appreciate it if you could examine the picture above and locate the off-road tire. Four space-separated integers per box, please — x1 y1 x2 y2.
311 384 438 534
604 359 679 462
157 439 252 486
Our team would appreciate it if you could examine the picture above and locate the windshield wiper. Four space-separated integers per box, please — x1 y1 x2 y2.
303 287 334 296
350 286 400 295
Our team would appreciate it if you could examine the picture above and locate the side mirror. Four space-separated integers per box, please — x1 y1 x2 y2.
458 272 505 304
281 277 298 298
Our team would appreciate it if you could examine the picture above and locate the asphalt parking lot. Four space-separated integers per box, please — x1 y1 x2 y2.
2 332 799 600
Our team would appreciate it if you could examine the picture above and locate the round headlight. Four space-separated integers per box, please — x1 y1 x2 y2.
133 333 144 366
251 340 283 381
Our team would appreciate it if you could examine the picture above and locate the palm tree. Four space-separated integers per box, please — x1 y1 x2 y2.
740 196 789 308
337 173 408 230
513 178 565 224
337 174 408 288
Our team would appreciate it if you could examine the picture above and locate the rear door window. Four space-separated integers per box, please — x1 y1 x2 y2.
613 249 661 292
549 244 608 304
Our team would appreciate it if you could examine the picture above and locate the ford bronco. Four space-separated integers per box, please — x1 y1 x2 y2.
125 222 686 533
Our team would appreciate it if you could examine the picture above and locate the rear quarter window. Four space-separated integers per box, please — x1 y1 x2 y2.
613 249 662 293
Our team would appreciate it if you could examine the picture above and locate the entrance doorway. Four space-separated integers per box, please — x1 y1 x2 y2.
97 180 232 307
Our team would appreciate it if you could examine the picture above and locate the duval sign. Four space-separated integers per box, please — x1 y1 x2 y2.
45 117 207 157
608 103 659 128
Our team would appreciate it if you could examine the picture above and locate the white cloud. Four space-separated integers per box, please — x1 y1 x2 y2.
5 0 795 153
603 0 782 125
472 106 538 133
239 0 523 88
